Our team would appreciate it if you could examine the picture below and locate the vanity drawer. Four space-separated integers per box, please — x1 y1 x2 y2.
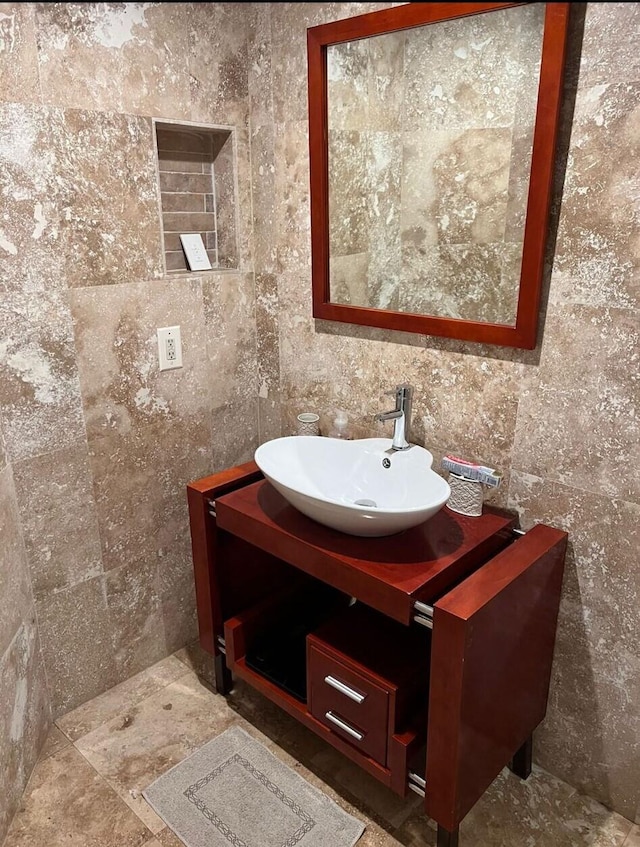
308 645 389 765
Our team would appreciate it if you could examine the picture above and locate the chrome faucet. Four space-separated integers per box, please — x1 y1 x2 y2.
375 384 413 451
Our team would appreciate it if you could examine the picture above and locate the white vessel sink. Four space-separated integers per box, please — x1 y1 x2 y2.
254 436 450 537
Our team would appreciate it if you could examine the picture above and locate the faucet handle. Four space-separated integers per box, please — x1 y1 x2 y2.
384 384 412 398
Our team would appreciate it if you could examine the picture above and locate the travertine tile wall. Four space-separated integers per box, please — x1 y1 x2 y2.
248 1 640 823
0 411 51 843
0 0 256 783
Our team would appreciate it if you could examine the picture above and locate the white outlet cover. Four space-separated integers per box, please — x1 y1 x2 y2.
180 233 212 271
157 326 183 371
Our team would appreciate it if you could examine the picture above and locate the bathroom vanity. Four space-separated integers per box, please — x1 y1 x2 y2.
187 462 567 847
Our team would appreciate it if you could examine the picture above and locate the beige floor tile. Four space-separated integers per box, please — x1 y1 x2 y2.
309 746 422 830
392 813 438 847
396 765 633 847
226 677 308 741
623 825 640 847
278 715 337 763
461 764 577 847
74 672 238 833
57 655 189 742
535 791 633 847
143 829 185 846
38 725 70 761
8 655 639 847
4 745 150 847
359 820 407 846
173 641 216 687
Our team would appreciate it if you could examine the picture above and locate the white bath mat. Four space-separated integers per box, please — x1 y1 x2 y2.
143 725 365 847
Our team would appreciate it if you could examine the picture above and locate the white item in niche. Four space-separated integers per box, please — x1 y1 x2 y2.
179 233 212 271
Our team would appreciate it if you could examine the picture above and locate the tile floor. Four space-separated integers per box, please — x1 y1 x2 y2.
4 643 638 847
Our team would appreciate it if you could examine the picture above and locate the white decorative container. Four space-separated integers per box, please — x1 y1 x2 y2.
296 412 320 436
446 473 484 517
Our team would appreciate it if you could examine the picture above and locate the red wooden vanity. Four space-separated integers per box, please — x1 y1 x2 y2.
187 462 567 847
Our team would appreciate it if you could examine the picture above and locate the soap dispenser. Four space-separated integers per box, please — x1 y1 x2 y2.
328 409 352 439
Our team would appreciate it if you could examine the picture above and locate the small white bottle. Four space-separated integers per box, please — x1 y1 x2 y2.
328 409 352 439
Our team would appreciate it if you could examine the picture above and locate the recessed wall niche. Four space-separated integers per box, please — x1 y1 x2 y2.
154 121 238 273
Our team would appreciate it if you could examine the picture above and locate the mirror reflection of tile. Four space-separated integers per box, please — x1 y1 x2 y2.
326 4 544 326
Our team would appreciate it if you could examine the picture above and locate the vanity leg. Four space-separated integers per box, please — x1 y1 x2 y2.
437 825 459 847
509 734 533 780
214 653 233 695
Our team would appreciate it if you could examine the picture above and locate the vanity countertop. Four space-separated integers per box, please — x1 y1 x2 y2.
215 479 516 624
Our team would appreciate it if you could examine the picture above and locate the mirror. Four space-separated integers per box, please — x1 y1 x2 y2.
308 3 570 349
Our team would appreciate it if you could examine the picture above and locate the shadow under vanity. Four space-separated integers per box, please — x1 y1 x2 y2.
187 463 567 847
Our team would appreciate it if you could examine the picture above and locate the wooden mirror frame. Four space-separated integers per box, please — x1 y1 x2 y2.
308 2 570 349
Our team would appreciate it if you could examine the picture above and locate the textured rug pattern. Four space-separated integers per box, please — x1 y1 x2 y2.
143 725 365 847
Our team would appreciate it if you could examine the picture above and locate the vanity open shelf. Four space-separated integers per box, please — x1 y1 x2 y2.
187 462 567 847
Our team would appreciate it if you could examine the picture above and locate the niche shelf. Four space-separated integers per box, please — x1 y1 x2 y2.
154 120 238 274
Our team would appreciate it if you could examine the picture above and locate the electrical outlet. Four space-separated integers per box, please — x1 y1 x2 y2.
157 326 183 371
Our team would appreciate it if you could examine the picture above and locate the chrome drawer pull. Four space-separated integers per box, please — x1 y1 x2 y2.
413 600 434 630
408 771 426 797
408 771 426 789
324 675 366 704
325 711 364 741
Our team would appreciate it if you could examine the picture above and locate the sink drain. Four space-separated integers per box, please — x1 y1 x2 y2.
354 499 377 508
